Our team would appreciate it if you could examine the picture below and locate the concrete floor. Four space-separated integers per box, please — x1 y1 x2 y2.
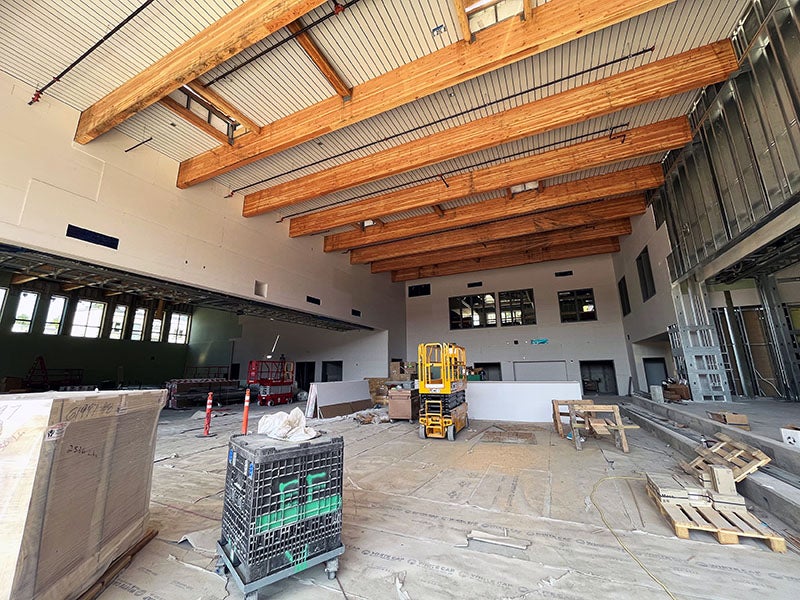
98 401 800 600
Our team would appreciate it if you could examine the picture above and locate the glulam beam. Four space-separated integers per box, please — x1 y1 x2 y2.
391 238 621 281
74 0 326 144
248 40 735 213
177 0 675 188
287 117 690 236
351 195 646 263
324 164 662 251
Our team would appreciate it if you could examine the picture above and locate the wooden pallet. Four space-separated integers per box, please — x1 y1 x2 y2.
551 399 594 438
647 487 785 552
76 528 158 600
681 432 770 482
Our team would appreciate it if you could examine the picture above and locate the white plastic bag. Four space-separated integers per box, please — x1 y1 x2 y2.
257 407 317 441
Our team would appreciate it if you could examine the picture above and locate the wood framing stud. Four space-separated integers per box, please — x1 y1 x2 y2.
159 96 230 145
432 205 446 217
10 273 39 285
287 20 351 98
244 40 735 213
288 117 689 236
74 0 327 144
177 0 676 188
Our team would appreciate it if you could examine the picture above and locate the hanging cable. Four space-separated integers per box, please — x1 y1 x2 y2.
206 0 363 85
229 45 654 195
276 121 630 221
28 0 158 105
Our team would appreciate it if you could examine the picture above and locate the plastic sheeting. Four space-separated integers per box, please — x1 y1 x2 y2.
257 407 318 441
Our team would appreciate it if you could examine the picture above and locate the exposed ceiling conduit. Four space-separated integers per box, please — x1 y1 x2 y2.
227 45 655 196
28 0 158 105
276 121 632 221
206 0 364 85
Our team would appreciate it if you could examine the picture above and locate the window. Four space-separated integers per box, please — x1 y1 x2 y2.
167 313 191 344
449 294 496 329
109 305 127 339
559 289 597 323
618 277 631 316
408 283 431 297
130 308 147 341
0 287 8 318
636 246 656 302
43 296 68 335
499 289 536 326
11 291 39 333
150 317 163 342
70 300 105 338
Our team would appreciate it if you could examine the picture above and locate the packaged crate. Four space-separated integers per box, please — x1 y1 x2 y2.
221 434 344 583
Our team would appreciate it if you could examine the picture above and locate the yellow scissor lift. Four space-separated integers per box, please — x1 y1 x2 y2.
417 342 469 441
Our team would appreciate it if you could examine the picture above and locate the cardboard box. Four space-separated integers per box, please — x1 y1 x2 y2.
0 390 165 600
780 425 800 446
388 389 420 421
706 411 750 430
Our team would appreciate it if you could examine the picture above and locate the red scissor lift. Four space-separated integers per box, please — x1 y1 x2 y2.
246 360 295 406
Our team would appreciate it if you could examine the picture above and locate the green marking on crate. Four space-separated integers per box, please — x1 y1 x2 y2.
285 545 310 573
253 470 340 533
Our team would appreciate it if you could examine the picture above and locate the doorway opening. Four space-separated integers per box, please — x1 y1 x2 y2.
579 360 618 394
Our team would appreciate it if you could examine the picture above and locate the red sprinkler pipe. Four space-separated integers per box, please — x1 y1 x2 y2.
242 388 251 434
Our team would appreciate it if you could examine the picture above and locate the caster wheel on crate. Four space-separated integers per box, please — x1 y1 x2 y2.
245 591 259 600
214 558 228 576
325 557 339 580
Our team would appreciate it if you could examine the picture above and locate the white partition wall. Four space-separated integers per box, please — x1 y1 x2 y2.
465 381 582 422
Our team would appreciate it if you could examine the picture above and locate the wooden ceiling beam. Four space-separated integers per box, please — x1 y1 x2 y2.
391 238 621 282
287 21 351 98
289 116 690 236
74 0 327 144
370 219 632 272
246 40 735 213
159 96 230 145
184 81 262 135
177 0 675 188
324 164 662 251
351 195 645 264
451 0 474 42
10 273 40 285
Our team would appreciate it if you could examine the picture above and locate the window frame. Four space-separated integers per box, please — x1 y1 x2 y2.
108 305 128 340
618 277 631 316
43 295 68 335
558 288 597 323
498 288 536 327
448 293 496 330
636 246 657 302
11 290 39 333
130 307 147 341
167 312 191 344
70 299 106 338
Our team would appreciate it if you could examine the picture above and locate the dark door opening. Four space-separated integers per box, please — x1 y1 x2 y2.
579 360 618 394
643 358 668 388
229 363 240 381
322 360 343 382
295 361 315 392
474 362 502 381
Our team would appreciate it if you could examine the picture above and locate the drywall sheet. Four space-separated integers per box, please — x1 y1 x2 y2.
513 361 568 381
306 380 371 417
466 381 581 422
0 390 165 600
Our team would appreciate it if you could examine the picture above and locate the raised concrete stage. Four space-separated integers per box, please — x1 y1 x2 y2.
620 395 800 533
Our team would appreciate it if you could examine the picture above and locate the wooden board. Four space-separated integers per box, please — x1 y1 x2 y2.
681 432 770 482
551 399 594 438
647 486 786 552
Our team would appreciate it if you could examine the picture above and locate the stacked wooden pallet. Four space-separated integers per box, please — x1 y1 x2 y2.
646 434 785 552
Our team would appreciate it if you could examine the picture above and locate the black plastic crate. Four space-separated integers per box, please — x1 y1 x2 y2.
221 434 344 583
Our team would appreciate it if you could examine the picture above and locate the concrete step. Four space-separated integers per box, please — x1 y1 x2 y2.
619 399 800 533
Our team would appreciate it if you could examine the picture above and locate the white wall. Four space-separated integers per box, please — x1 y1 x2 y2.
405 254 632 393
231 316 390 382
0 73 406 352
